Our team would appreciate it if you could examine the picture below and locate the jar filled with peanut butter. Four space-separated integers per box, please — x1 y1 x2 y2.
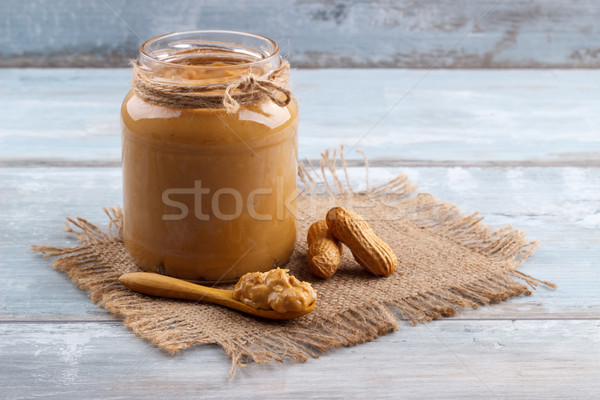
121 30 298 282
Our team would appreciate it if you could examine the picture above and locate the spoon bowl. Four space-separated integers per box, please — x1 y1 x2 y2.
119 272 315 320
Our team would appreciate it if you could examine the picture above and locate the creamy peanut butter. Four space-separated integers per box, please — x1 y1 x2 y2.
121 31 298 282
232 268 317 313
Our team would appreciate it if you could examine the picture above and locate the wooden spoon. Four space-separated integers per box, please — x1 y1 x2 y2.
118 272 315 320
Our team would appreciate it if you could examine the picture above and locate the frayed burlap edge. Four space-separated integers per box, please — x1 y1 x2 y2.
31 147 556 377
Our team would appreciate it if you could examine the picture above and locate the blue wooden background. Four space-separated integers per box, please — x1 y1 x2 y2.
1 0 599 68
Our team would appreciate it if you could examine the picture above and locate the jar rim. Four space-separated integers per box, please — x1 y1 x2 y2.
139 30 280 71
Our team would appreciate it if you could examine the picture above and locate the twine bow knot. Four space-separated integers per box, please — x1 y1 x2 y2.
223 72 292 113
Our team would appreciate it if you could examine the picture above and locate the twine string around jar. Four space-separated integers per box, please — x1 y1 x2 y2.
131 59 292 113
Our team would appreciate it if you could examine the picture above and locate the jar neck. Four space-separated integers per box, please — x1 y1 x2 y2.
137 30 282 86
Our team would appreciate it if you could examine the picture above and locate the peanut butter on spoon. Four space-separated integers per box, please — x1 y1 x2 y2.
232 268 317 313
119 268 316 320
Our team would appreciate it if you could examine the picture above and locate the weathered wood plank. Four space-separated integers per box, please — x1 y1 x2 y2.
1 166 598 321
2 0 600 68
1 320 598 399
1 69 599 163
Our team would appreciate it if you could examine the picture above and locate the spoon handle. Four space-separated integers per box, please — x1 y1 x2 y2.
119 272 232 304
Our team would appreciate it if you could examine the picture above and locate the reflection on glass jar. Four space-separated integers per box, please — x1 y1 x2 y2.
121 30 298 282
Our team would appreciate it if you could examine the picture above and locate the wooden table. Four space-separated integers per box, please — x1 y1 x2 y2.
1 68 599 399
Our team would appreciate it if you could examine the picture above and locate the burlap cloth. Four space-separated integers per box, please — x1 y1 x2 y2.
32 150 554 376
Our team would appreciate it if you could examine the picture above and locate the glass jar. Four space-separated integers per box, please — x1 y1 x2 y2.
121 31 298 282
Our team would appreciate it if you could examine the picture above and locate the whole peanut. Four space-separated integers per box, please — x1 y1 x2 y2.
306 220 343 278
326 207 397 277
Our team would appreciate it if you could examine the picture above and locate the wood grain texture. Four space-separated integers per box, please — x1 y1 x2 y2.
2 0 600 68
1 69 599 164
1 320 598 399
2 166 598 321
